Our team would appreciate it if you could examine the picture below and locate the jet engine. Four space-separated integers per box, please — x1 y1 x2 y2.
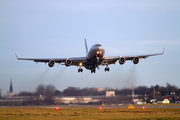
48 59 55 67
133 57 139 64
65 59 72 66
119 57 126 65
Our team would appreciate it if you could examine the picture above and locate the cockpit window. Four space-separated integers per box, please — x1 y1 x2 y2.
91 44 102 48
96 44 101 46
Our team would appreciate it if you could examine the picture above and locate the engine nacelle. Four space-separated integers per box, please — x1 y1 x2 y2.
133 57 139 64
119 57 126 65
48 59 55 67
65 59 72 66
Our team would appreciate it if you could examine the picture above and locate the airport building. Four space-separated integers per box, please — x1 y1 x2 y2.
54 96 102 104
106 91 115 97
0 96 34 105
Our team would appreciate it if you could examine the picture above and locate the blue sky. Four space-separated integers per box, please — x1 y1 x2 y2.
0 0 180 96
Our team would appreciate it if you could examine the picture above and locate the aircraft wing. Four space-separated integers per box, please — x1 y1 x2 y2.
15 54 87 66
102 48 164 65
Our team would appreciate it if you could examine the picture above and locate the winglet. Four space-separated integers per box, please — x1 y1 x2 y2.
84 38 88 54
162 48 165 54
15 53 19 60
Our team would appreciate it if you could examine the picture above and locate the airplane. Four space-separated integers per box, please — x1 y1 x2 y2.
16 39 164 73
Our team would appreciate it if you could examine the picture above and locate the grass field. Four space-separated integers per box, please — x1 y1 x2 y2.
0 106 180 120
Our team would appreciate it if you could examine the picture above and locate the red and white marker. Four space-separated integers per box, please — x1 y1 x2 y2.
99 107 102 110
142 106 145 109
55 107 60 110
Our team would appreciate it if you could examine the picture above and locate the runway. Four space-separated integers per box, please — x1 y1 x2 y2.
1 104 180 108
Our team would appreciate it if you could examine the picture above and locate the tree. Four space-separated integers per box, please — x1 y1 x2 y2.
35 84 45 96
63 86 81 96
175 89 180 96
166 82 178 95
161 89 165 96
134 86 148 95
155 84 160 92
44 85 56 104
55 90 62 96
18 91 34 96
34 84 56 105
45 84 56 96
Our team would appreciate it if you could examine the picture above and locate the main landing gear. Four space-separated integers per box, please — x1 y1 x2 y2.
78 68 83 73
78 65 83 73
105 67 110 72
105 64 110 72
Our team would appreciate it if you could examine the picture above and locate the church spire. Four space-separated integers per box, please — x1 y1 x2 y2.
9 79 13 97
10 79 13 92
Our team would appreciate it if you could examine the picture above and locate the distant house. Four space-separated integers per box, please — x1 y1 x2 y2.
150 99 157 104
0 96 33 105
106 91 115 97
133 99 143 104
175 98 180 103
162 99 170 104
151 98 169 104
54 96 102 104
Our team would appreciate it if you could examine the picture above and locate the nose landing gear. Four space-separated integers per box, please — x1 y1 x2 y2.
91 68 96 73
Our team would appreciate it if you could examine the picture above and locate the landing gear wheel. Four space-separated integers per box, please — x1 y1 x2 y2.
105 67 110 72
91 69 96 73
78 68 83 73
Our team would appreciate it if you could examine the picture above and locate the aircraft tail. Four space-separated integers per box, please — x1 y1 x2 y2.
84 39 88 54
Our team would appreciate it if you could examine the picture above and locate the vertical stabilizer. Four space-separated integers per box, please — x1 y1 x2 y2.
84 39 88 54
